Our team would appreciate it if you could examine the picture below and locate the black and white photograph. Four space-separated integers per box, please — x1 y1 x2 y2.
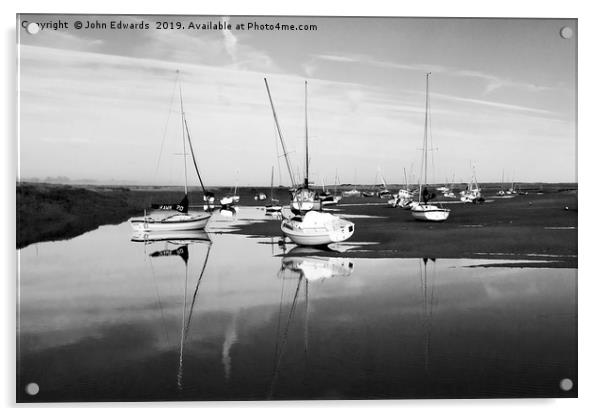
15 13 577 403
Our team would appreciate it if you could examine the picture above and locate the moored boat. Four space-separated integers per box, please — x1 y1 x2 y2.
281 211 355 246
410 73 451 222
129 72 211 232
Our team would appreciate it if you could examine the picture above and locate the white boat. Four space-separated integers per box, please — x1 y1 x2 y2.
281 211 355 246
130 209 211 232
442 174 456 198
410 203 450 222
343 188 361 197
388 189 414 207
129 72 211 232
410 73 451 222
220 178 240 206
321 195 342 206
460 170 483 203
220 195 239 206
388 168 415 207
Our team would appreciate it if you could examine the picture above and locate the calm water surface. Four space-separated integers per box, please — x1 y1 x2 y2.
17 208 577 401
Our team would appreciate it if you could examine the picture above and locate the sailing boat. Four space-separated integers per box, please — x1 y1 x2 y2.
459 166 484 204
264 78 318 213
376 169 392 199
388 167 415 208
264 79 354 246
220 173 240 206
290 81 320 213
497 170 506 196
443 174 456 198
130 73 212 232
343 169 361 197
410 73 451 222
265 165 282 214
318 177 342 206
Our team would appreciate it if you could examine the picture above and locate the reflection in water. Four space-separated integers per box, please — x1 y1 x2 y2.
17 218 577 401
269 248 355 398
219 206 239 217
134 231 213 391
419 258 436 375
221 315 238 383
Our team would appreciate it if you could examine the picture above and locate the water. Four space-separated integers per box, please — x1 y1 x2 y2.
17 208 577 401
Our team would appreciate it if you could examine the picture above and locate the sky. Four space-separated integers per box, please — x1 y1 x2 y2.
17 15 577 186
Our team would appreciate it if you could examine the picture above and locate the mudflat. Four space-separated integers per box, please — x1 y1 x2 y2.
17 182 577 267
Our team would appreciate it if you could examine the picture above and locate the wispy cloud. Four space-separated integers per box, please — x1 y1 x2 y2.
309 53 558 96
221 16 238 61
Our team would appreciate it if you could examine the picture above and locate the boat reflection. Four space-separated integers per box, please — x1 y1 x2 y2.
131 229 213 391
279 247 354 282
268 247 354 398
219 205 240 217
418 258 437 375
131 229 211 244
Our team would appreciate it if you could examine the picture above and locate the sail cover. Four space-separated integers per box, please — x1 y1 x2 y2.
151 194 189 213
422 187 437 203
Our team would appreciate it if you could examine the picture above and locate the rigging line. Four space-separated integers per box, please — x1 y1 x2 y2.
273 116 283 187
428 77 436 186
148 256 171 346
177 252 189 391
183 242 213 339
304 278 309 359
272 266 287 368
264 78 297 188
304 80 309 186
268 275 303 399
183 118 207 194
152 73 179 185
177 78 189 195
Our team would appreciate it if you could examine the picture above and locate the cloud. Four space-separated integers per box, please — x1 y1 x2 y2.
221 16 238 61
18 44 575 185
430 92 556 116
309 53 559 96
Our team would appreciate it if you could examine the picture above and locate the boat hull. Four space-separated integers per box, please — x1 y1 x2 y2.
281 216 355 246
410 204 450 222
320 196 342 206
129 213 211 231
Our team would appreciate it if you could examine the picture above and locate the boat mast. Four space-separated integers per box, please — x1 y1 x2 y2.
304 81 309 188
179 81 189 195
270 165 275 201
419 73 431 203
264 78 297 188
